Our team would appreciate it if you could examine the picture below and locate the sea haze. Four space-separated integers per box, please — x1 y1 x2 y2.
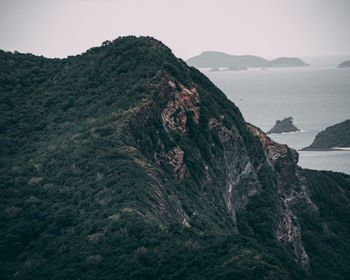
202 60 350 174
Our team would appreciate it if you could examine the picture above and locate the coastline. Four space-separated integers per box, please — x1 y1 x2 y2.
300 147 350 151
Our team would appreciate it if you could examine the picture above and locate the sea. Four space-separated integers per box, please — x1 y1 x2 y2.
201 56 350 174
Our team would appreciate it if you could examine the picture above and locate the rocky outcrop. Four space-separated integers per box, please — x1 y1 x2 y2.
155 146 187 179
210 119 262 230
267 117 300 134
248 123 298 166
248 124 318 273
161 81 200 135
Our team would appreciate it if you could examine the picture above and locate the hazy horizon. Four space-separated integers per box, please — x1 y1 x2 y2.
1 0 350 60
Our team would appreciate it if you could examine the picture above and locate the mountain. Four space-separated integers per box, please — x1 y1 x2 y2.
302 120 350 150
1 36 350 280
267 117 300 134
338 60 350 68
187 51 308 69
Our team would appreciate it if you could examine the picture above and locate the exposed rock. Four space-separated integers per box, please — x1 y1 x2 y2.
28 177 43 185
248 124 317 273
107 214 120 220
267 117 300 134
161 83 200 135
155 146 187 179
248 123 297 165
210 119 262 230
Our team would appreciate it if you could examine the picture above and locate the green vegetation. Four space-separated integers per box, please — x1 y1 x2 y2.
301 170 350 279
302 120 350 150
1 36 350 279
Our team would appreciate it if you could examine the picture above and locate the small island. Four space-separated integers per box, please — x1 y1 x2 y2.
267 117 300 134
302 120 350 150
269 57 308 67
338 60 350 68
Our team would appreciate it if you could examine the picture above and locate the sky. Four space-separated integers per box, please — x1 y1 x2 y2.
0 0 349 60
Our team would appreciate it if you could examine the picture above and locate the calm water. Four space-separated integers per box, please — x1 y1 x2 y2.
203 63 350 174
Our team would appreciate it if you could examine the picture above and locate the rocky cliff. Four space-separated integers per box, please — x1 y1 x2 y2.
1 36 350 280
267 117 300 134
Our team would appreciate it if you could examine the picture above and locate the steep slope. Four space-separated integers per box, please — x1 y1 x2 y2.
302 120 350 150
1 36 350 280
267 117 300 134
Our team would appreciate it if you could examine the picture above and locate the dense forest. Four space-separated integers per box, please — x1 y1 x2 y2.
1 36 350 279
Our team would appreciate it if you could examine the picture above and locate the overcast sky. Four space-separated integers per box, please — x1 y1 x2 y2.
0 0 349 60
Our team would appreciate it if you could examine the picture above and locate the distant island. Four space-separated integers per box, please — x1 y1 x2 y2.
267 117 300 134
269 57 308 67
302 120 350 150
187 51 308 69
338 60 350 68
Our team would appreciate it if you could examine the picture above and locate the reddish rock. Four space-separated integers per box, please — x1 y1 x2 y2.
161 83 200 134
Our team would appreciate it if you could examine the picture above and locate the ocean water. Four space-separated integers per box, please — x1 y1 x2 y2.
203 62 350 174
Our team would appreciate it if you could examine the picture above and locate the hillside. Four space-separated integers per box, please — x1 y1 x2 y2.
338 60 350 68
1 36 350 280
186 51 308 69
302 120 350 150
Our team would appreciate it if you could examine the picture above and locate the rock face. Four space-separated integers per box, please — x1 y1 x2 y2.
1 36 350 280
247 124 317 273
267 117 300 134
302 120 350 150
338 60 350 68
